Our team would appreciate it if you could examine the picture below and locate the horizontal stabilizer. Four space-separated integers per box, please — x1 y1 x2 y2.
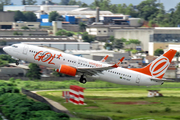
150 78 174 82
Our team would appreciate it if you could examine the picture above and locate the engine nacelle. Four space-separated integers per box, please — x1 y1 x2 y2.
56 65 77 76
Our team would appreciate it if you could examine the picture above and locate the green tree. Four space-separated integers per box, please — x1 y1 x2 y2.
22 0 26 5
125 4 138 17
104 43 112 50
13 31 23 35
125 39 140 49
66 32 73 36
128 39 141 45
0 0 11 5
21 26 29 29
81 3 88 7
13 31 19 35
175 51 179 78
175 51 179 66
131 49 138 54
136 0 160 21
154 49 164 56
56 29 67 36
101 0 111 11
60 0 70 5
18 32 23 35
68 0 77 5
90 0 101 9
0 54 16 63
82 32 95 43
109 4 117 13
109 36 115 42
79 22 87 32
49 11 60 22
23 11 37 22
171 3 180 27
25 0 37 5
0 0 11 11
14 11 26 22
112 38 124 50
56 29 74 36
26 63 42 80
0 41 6 45
117 4 125 14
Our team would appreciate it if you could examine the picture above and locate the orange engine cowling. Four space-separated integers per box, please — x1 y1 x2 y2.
56 65 77 76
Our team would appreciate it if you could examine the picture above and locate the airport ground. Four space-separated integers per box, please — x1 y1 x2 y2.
36 88 180 120
8 79 180 120
3 79 180 120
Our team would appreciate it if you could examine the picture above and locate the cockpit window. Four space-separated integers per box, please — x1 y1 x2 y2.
11 45 18 48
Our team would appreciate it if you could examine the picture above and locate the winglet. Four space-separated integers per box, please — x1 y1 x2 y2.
111 57 125 68
101 55 109 62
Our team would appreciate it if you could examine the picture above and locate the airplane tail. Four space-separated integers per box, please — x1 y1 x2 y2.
130 49 177 79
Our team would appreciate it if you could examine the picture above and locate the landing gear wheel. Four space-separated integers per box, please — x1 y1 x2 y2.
82 78 86 84
15 61 19 65
79 75 87 84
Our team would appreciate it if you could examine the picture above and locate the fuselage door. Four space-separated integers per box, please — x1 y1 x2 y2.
136 75 141 84
23 45 28 55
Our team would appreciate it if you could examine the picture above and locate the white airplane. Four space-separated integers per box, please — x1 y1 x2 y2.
3 44 177 86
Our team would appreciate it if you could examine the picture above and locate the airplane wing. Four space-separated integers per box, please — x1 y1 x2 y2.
77 57 125 75
101 55 109 62
150 78 174 82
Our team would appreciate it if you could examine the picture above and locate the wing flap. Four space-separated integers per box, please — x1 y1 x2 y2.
77 57 125 75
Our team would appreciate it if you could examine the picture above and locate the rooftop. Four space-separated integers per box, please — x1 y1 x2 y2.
0 36 78 42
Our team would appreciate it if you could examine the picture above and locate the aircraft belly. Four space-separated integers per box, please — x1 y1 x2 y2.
98 73 133 85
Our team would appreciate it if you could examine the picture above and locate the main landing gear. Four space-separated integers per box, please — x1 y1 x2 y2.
15 60 19 65
79 75 86 84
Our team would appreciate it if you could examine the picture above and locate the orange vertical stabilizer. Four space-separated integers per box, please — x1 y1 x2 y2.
130 49 177 79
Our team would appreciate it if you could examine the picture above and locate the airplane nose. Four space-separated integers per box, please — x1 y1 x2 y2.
3 46 9 53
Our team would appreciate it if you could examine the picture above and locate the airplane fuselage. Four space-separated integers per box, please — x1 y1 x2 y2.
3 44 163 86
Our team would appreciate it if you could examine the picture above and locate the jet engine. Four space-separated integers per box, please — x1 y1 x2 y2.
56 65 77 76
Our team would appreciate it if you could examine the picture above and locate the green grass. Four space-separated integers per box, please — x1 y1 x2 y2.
9 78 180 91
37 88 180 120
4 79 180 119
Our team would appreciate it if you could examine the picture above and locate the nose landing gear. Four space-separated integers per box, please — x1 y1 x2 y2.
79 75 86 84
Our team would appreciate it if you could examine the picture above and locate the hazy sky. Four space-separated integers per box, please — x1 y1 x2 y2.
12 0 179 11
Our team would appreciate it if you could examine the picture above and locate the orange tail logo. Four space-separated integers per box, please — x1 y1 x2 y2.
130 49 177 79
